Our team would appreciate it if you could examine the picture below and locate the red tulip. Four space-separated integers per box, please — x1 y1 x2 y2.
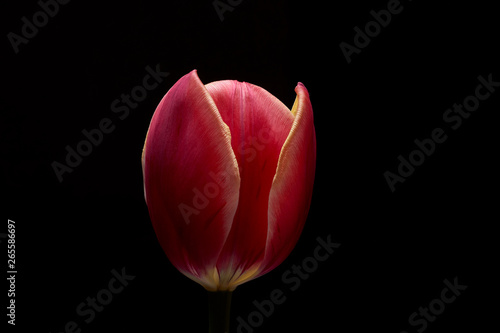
142 70 316 292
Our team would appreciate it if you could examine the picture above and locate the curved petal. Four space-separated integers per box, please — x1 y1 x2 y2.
257 82 316 277
205 80 294 289
143 70 240 291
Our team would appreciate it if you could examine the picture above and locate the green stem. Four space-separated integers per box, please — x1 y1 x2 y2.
208 290 233 333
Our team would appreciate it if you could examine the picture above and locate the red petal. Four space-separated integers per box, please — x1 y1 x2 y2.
205 80 294 288
143 70 240 290
258 82 316 277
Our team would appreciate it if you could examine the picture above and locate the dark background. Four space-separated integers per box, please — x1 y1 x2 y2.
3 0 498 332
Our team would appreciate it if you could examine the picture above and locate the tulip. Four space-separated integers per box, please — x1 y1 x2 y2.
142 70 316 332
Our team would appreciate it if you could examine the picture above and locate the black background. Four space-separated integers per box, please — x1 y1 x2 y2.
3 0 498 332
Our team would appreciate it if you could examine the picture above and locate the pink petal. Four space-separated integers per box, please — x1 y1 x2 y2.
143 70 240 290
258 82 317 277
205 80 294 288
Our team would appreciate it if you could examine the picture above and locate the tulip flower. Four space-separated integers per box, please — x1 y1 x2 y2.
142 70 316 332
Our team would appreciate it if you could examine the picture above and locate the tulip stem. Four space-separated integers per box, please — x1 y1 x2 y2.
208 290 233 333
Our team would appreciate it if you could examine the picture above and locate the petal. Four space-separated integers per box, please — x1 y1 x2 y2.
143 70 240 291
205 81 294 289
258 82 316 277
